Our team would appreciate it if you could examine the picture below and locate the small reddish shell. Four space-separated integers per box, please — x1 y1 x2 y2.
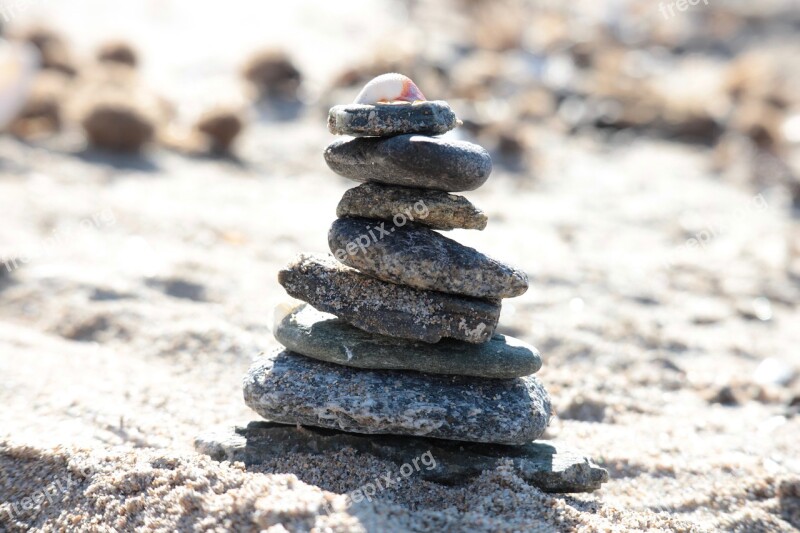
353 73 426 104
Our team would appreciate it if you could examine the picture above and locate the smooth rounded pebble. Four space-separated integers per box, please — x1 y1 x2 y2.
243 350 552 445
328 101 459 137
274 303 541 378
278 253 500 344
324 134 492 192
336 182 488 231
329 217 528 299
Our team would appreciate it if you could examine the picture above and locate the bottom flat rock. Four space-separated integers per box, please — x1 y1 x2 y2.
244 350 551 445
195 421 608 493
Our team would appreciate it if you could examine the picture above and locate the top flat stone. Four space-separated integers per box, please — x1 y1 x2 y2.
328 101 459 137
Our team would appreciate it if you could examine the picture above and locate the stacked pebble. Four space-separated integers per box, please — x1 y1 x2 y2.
244 90 554 446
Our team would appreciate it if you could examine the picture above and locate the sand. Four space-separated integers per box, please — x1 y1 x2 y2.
1 0 800 531
1 118 799 531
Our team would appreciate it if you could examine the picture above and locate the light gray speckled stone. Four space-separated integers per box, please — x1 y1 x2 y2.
278 253 500 344
195 422 608 493
274 303 541 378
336 183 488 231
324 134 492 192
329 217 528 299
243 350 552 445
327 101 459 137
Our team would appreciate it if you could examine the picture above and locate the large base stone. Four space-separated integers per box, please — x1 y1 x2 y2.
195 421 609 493
244 350 551 445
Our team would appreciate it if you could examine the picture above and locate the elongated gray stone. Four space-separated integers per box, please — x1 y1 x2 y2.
274 303 541 378
324 135 492 192
336 183 488 231
195 422 608 493
328 101 459 137
278 253 499 344
328 217 528 299
243 351 552 445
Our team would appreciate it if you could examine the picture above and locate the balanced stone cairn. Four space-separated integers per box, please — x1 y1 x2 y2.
196 74 608 494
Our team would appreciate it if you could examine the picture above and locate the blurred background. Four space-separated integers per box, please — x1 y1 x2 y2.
1 0 800 530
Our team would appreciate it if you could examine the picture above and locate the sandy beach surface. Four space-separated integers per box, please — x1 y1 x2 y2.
2 1 800 531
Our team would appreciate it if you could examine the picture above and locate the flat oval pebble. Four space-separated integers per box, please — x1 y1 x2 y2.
324 134 492 192
328 101 459 137
329 217 528 299
336 182 488 231
274 303 541 378
278 253 500 344
243 350 552 445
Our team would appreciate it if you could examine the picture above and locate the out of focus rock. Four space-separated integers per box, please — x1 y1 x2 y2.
96 41 138 68
706 384 741 406
14 26 77 77
7 70 70 139
75 90 156 152
193 108 245 153
241 49 301 100
732 100 785 153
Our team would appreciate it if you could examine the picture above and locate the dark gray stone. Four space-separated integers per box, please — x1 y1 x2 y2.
243 351 552 445
274 303 541 378
195 421 608 493
324 135 492 192
327 101 459 137
278 253 500 344
336 183 487 231
328 217 528 299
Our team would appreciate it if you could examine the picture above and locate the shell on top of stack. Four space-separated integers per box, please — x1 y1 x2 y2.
227 73 606 492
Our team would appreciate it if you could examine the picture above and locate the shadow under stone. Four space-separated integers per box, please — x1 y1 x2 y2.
195 421 608 493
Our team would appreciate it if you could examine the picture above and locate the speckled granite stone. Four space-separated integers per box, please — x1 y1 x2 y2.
274 303 541 378
324 134 492 192
327 101 459 137
277 253 500 344
243 350 552 445
336 183 488 231
328 217 528 299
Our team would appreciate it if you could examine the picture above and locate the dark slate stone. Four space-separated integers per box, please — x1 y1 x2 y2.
274 303 541 378
278 253 500 344
336 182 488 231
196 422 608 493
243 351 552 445
324 134 492 192
327 101 459 137
328 217 528 299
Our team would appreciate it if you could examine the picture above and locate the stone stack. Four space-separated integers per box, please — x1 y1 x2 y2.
197 81 607 493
